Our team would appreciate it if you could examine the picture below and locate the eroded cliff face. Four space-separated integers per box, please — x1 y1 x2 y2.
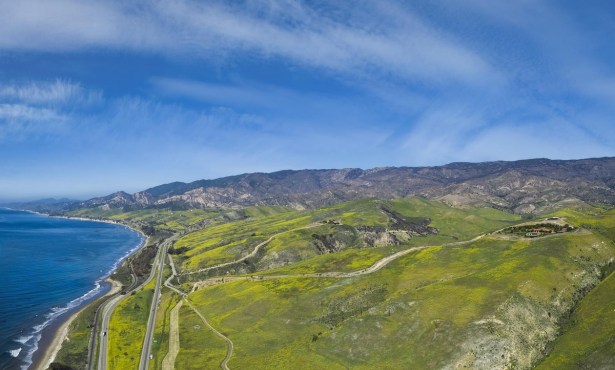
447 243 611 370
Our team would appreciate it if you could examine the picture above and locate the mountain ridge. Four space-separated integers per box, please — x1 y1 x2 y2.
9 157 615 214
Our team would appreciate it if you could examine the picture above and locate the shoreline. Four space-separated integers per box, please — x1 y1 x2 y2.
3 208 147 370
33 278 122 370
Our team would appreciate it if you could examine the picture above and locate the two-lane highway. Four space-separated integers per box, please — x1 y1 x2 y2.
138 235 176 370
97 235 171 370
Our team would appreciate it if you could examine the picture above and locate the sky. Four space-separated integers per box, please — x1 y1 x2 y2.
1 0 614 200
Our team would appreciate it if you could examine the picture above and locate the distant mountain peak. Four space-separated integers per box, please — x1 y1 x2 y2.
15 157 615 215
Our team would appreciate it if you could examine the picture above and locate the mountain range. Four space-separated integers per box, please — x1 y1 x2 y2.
10 157 615 214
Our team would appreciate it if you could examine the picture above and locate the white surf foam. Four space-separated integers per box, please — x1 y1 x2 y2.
20 333 40 370
9 348 22 357
14 335 33 345
18 280 105 370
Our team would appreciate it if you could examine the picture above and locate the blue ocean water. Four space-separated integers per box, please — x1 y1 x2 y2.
0 209 143 369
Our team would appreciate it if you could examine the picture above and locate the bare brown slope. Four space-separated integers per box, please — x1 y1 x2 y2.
57 157 615 214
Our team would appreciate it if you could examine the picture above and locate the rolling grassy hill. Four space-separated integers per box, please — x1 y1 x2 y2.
52 198 615 369
180 227 612 368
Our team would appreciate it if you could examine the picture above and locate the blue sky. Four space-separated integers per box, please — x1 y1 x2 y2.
1 0 614 199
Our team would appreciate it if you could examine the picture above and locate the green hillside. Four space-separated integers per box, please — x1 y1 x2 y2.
53 198 615 369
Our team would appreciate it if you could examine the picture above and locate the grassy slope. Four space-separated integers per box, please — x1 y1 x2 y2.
386 197 520 240
536 270 615 369
174 198 520 274
174 210 312 270
536 208 615 369
174 303 227 369
68 208 220 232
108 274 157 370
188 229 614 369
177 199 602 368
61 199 615 369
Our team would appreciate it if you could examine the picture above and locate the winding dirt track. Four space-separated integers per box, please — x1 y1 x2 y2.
184 299 234 370
164 255 235 370
101 216 569 369
192 232 488 290
161 300 182 370
163 225 524 369
183 224 320 275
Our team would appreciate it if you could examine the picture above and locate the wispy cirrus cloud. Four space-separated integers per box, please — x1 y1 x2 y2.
0 80 102 106
1 1 614 198
0 80 102 140
0 0 500 88
400 100 614 166
457 0 615 104
150 78 278 109
0 104 61 121
160 0 501 86
0 0 170 51
0 104 67 139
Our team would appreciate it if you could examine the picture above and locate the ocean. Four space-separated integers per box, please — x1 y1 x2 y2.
0 209 143 370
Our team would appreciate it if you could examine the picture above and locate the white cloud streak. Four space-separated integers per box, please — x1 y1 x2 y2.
0 104 61 121
0 0 171 51
0 104 68 139
458 0 615 105
0 80 102 140
0 0 500 87
0 0 612 196
0 80 102 106
400 101 614 166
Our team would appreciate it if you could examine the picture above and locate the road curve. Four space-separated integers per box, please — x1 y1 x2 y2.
97 293 126 370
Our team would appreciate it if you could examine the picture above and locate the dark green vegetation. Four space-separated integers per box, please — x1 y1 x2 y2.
500 222 575 237
50 197 615 370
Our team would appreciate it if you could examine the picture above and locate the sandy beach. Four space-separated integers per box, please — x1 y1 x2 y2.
34 278 122 370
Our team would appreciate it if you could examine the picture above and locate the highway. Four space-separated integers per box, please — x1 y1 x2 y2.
97 293 127 370
96 236 168 370
138 234 179 370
